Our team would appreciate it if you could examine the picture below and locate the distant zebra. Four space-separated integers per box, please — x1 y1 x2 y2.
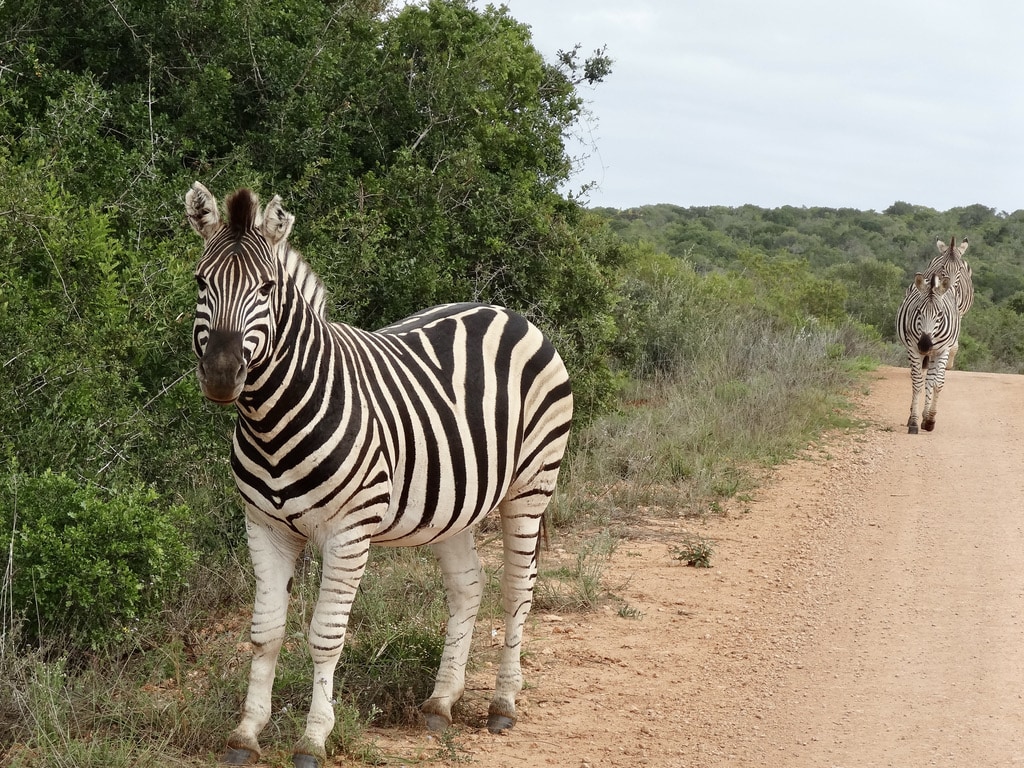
896 271 961 434
923 235 973 369
185 183 574 768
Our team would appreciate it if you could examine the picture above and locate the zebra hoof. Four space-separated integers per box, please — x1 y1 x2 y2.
423 712 451 732
220 746 259 765
486 713 515 734
922 420 936 432
907 425 919 434
293 753 321 768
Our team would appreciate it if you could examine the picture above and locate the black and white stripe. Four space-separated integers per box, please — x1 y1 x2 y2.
185 183 573 767
895 270 961 434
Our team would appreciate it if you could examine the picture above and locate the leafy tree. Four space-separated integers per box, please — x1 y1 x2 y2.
0 0 624 566
0 0 628 661
827 258 906 341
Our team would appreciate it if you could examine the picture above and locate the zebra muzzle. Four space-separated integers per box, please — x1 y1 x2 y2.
197 330 247 404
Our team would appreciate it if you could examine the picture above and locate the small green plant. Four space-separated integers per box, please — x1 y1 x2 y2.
671 535 715 568
433 726 472 763
337 625 445 726
617 603 642 619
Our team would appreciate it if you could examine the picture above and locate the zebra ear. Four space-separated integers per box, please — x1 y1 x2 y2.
185 182 221 241
261 195 295 247
914 272 927 291
935 238 948 254
957 237 969 257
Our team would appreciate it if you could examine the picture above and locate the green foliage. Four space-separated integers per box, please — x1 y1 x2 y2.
559 244 873 526
1 631 247 766
1 470 195 652
337 548 447 725
272 546 448 729
827 257 906 340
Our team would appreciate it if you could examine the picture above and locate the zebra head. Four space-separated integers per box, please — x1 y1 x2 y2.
914 270 953 298
935 234 969 262
185 182 295 404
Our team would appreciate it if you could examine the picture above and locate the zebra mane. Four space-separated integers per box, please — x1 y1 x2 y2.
226 189 259 236
281 247 328 320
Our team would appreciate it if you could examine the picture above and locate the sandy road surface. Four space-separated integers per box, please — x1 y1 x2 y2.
356 365 1024 767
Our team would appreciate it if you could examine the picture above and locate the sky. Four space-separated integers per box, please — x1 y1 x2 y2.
494 1 1024 213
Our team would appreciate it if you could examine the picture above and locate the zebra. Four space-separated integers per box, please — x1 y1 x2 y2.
895 270 961 434
184 182 574 768
922 235 973 369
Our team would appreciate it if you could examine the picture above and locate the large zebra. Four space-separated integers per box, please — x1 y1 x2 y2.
923 235 973 369
896 270 961 434
184 183 573 768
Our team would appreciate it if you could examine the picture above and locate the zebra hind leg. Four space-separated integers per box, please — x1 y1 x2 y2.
487 497 546 734
422 528 485 731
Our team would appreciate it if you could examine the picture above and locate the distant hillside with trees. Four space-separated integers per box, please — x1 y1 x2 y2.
594 202 1024 372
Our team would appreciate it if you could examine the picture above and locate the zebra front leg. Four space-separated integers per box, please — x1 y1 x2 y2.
292 533 372 768
488 501 545 733
946 339 959 371
921 352 949 432
422 528 485 731
223 518 305 765
906 358 925 434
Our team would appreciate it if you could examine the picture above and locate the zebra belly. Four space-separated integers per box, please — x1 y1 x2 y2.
236 468 504 548
369 499 498 547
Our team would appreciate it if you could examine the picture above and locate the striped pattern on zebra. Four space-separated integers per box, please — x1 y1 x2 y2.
896 270 961 434
922 235 972 369
185 183 574 767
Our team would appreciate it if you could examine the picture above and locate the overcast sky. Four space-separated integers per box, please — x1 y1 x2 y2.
495 1 1024 213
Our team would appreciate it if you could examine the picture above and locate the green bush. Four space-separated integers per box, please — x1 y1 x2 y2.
1 470 195 652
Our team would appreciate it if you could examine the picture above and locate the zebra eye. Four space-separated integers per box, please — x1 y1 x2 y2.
258 281 275 298
195 275 208 292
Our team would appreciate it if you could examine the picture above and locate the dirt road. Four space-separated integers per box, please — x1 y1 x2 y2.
363 366 1024 767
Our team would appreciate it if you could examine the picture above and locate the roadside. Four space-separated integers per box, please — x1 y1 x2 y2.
358 366 1024 767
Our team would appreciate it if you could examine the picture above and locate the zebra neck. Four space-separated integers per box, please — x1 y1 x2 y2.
236 287 339 424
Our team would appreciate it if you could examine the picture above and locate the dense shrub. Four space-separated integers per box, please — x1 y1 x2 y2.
1 470 194 652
